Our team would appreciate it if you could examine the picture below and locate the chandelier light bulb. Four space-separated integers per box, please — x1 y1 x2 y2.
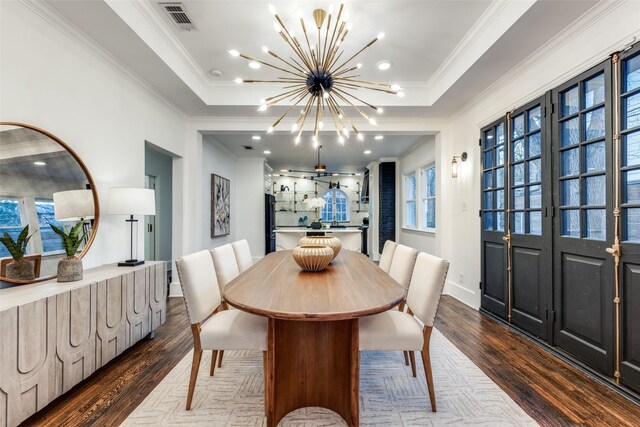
338 114 343 119
291 123 299 132
260 98 266 104
347 22 353 31
357 133 364 141
318 121 324 129
257 104 268 112
234 78 243 84
338 136 345 144
295 135 301 144
323 92 329 99
368 117 377 126
262 46 269 53
377 32 385 40
390 84 401 91
249 61 261 69
377 108 384 114
228 49 240 57
267 126 274 134
268 3 276 15
290 31 296 38
273 21 281 32
342 128 349 136
356 63 362 69
397 91 405 98
328 5 334 14
375 135 384 140
296 9 304 18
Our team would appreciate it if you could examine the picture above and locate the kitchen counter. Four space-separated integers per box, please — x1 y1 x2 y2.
275 228 362 251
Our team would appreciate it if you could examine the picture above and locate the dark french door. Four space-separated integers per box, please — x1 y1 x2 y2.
551 61 615 375
618 44 640 393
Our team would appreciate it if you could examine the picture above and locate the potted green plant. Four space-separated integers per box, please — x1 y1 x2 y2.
50 221 87 282
0 225 36 280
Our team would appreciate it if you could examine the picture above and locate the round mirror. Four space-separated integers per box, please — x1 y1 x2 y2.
0 122 99 285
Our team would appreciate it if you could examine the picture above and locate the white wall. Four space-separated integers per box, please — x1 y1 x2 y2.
438 1 640 309
398 136 439 256
236 158 266 260
0 1 188 271
145 143 173 264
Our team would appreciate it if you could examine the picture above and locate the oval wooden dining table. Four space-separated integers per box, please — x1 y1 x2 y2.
224 249 405 427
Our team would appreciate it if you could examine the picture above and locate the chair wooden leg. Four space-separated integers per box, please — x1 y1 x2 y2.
210 350 218 376
403 351 409 365
218 350 224 368
186 348 203 410
409 351 417 377
421 327 436 412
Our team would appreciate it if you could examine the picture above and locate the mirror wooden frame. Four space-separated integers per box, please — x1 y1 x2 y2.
0 121 100 285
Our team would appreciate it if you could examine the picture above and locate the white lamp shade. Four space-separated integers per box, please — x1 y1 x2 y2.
107 187 156 215
53 189 95 220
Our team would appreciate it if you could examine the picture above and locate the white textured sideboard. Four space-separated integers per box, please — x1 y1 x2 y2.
0 262 167 427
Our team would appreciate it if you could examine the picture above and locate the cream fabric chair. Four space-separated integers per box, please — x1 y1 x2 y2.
176 250 267 410
388 244 418 291
232 239 253 273
360 252 449 412
378 240 397 273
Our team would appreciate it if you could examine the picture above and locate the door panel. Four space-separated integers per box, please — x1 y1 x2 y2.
509 96 552 339
552 61 614 375
619 45 640 392
481 119 508 319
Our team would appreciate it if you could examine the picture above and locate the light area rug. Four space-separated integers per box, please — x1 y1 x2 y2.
122 328 537 426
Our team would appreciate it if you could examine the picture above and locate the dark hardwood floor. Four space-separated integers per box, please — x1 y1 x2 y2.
24 296 640 426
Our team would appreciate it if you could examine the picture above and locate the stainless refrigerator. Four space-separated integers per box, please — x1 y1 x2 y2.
265 193 276 254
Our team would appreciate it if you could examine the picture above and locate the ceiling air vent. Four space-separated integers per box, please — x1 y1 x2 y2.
160 3 197 31
243 145 254 150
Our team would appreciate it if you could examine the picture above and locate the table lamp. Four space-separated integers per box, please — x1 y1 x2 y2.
53 189 95 221
107 187 156 266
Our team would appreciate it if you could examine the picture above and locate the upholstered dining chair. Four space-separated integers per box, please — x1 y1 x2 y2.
378 240 397 273
359 252 449 412
232 239 253 273
210 243 242 368
176 250 267 410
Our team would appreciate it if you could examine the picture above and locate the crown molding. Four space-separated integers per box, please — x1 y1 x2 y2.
455 0 633 126
18 0 187 120
426 0 538 105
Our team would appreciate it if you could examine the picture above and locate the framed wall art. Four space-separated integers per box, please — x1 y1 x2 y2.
211 174 230 237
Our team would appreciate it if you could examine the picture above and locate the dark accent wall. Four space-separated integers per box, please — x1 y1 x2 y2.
378 161 396 251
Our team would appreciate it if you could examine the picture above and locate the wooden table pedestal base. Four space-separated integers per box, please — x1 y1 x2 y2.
265 318 359 427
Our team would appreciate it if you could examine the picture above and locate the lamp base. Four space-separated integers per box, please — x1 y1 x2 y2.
118 259 145 267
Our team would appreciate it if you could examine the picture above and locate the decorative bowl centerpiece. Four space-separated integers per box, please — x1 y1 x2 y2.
292 245 334 272
299 236 342 261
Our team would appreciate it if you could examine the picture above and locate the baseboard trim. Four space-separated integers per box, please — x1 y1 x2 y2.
443 280 478 309
479 308 640 406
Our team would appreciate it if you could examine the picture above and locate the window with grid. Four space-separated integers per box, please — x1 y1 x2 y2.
482 122 506 231
321 189 349 222
36 200 64 253
405 172 417 228
622 51 640 241
510 105 543 235
558 72 607 240
422 165 436 229
0 199 25 258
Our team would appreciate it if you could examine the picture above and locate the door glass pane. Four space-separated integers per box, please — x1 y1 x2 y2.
513 139 525 161
496 167 504 188
528 132 541 157
496 123 505 144
625 169 640 204
496 144 505 166
584 73 605 108
561 148 579 176
624 131 640 167
562 86 580 117
562 209 580 237
585 209 606 240
513 187 525 210
483 171 493 189
484 212 494 230
562 179 580 206
625 92 640 129
484 129 494 148
529 211 542 235
496 212 505 232
496 189 504 210
484 191 493 209
513 163 525 186
585 141 605 172
484 150 493 169
626 54 640 92
513 211 525 234
625 208 640 241
584 107 606 140
561 117 579 147
585 175 605 206
513 114 525 138
528 158 541 183
425 199 435 228
529 106 541 131
529 185 542 209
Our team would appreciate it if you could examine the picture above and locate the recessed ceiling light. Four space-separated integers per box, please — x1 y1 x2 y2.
252 135 261 140
375 135 384 140
33 161 46 166
249 61 261 69
234 78 243 84
264 150 271 154
376 60 392 71
209 68 223 77
364 150 372 155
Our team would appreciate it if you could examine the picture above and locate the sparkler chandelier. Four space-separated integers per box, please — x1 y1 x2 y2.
229 2 404 146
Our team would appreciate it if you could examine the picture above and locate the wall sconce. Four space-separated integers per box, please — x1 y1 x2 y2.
451 152 467 178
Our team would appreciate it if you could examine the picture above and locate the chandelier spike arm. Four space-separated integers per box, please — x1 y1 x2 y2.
291 34 316 69
278 29 314 70
269 91 309 130
296 96 316 125
289 55 308 73
266 50 307 75
322 8 339 69
332 66 360 78
332 37 380 75
239 53 306 78
331 90 371 122
333 81 397 94
326 46 346 72
299 19 318 68
266 88 309 108
243 79 305 83
332 86 379 112
314 96 321 138
326 24 349 70
327 96 359 135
